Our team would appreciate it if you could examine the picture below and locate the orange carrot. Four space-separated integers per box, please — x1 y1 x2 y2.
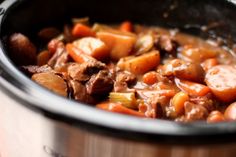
120 21 133 32
171 92 189 116
117 51 160 75
143 71 158 85
97 102 145 117
66 43 95 63
72 23 95 38
201 58 218 71
175 78 210 96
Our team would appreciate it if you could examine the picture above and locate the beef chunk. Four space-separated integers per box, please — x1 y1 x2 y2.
68 79 96 104
114 71 137 92
155 35 178 56
189 93 216 112
21 64 53 76
47 42 70 69
8 33 37 65
38 27 60 42
68 61 106 82
86 70 114 95
183 102 208 122
159 59 205 82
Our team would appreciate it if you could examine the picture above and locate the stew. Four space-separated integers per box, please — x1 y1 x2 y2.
8 18 236 122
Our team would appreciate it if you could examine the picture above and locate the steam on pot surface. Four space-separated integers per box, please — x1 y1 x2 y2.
7 17 236 123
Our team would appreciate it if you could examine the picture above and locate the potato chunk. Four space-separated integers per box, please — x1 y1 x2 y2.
117 50 160 75
73 37 109 60
96 29 137 60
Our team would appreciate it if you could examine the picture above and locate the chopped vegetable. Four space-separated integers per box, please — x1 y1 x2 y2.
201 58 218 71
72 23 95 38
180 46 217 63
109 92 137 109
97 102 145 117
175 78 210 96
205 65 236 102
73 37 109 60
32 72 67 97
96 28 137 60
66 43 95 63
72 17 89 25
142 71 158 85
171 91 189 116
117 50 160 74
120 21 133 32
134 34 154 54
92 23 113 32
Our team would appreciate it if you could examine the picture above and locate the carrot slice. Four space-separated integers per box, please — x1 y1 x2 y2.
201 58 218 71
171 91 189 116
117 50 160 75
120 21 133 32
175 78 210 96
72 23 95 38
143 71 158 85
66 43 95 63
97 102 145 117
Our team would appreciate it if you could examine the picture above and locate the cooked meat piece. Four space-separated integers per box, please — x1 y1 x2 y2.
146 95 170 118
183 101 208 122
86 70 114 95
21 64 53 76
154 35 178 56
114 71 136 92
189 93 216 112
38 27 60 42
48 39 62 54
205 65 236 102
47 42 70 69
160 59 205 82
68 61 106 82
173 62 205 83
68 63 90 82
32 72 68 97
116 71 136 84
68 79 96 104
64 25 76 43
8 33 37 65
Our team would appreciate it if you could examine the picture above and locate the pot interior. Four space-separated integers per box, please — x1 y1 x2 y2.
1 0 236 142
1 0 236 42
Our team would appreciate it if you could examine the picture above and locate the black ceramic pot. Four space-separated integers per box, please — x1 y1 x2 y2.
0 0 236 156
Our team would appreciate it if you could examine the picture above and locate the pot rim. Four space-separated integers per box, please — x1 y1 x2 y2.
1 0 236 142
